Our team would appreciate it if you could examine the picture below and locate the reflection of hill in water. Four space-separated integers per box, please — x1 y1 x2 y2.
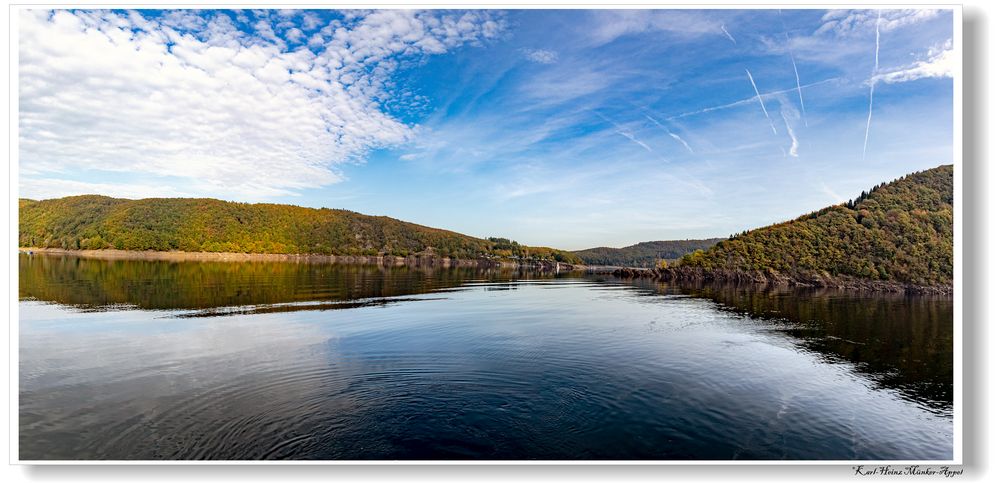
18 253 562 311
624 278 953 415
20 253 952 415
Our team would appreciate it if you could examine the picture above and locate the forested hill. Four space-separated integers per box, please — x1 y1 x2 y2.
673 165 953 288
18 196 582 263
574 239 723 267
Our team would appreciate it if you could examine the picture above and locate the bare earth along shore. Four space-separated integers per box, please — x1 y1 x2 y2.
19 247 581 271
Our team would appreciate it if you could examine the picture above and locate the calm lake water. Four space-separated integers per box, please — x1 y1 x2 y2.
18 254 953 460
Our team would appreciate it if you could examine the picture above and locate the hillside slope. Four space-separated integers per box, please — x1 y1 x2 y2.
574 239 723 267
18 196 581 263
670 165 953 289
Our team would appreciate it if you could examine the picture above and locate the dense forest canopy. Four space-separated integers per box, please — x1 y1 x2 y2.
18 164 953 284
573 239 723 267
18 196 582 264
674 165 954 287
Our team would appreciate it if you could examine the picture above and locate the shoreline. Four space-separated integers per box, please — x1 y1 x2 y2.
19 247 581 271
19 248 951 294
607 266 953 295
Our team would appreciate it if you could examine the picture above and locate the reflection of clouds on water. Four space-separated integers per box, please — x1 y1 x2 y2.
21 303 369 458
20 271 952 460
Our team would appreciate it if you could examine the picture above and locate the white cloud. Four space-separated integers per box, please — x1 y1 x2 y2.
586 10 723 45
522 48 557 64
284 27 304 42
816 9 943 37
875 41 954 84
300 12 323 31
18 9 504 200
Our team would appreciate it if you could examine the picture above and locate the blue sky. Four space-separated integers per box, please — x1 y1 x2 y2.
18 8 955 250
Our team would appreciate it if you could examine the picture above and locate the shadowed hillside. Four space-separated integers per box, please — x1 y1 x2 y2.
573 239 723 268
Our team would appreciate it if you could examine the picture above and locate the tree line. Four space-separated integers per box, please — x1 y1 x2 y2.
19 196 582 264
675 165 954 287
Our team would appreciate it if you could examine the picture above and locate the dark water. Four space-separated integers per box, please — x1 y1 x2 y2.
19 254 953 460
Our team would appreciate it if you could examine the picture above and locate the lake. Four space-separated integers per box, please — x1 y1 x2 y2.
18 253 954 460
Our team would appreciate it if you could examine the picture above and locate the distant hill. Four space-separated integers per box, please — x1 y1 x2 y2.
672 165 953 289
574 239 723 268
18 196 582 264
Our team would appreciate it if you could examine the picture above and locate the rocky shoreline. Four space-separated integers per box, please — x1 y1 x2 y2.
19 247 579 272
610 265 952 295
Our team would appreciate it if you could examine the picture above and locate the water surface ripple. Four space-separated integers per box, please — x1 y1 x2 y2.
19 254 953 460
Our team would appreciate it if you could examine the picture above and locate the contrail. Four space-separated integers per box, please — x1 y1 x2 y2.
777 10 807 127
593 110 655 153
745 69 777 135
617 130 653 152
720 24 737 46
778 96 801 157
786 33 808 127
862 10 881 161
821 183 844 203
781 109 799 157
666 77 837 121
644 114 695 153
667 132 694 154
